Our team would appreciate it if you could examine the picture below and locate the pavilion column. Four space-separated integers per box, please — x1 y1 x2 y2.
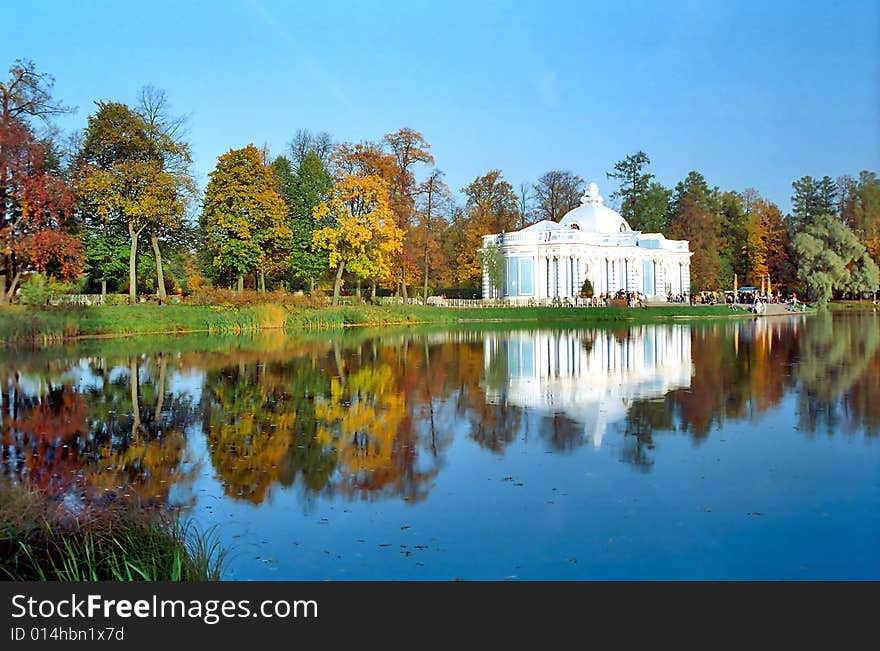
536 254 544 300
565 255 574 297
534 254 540 299
560 255 566 297
557 256 563 297
552 256 558 297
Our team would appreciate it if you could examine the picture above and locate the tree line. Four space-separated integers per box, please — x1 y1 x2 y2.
1 59 877 307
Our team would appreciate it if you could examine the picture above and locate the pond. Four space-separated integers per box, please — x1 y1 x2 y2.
2 311 878 579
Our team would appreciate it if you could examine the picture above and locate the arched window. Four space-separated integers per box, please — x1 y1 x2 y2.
619 222 628 233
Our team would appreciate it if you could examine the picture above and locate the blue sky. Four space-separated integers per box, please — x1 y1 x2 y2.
4 0 878 212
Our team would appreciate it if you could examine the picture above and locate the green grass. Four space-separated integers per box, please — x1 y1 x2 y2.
0 483 226 581
0 302 744 345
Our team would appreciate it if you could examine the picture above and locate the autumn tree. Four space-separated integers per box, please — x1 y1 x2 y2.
0 59 72 128
383 128 433 298
331 140 397 181
415 168 452 300
533 170 583 222
793 213 879 307
743 197 769 285
137 86 197 301
76 102 193 303
0 118 83 301
839 171 880 263
455 170 519 287
202 144 292 291
0 59 81 302
312 175 403 305
668 171 722 292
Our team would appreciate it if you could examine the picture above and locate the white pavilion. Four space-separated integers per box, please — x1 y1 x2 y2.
480 182 692 302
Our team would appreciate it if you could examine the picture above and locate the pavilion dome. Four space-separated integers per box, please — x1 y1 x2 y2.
558 182 632 233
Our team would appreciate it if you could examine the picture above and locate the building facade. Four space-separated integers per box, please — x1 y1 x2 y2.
480 182 692 302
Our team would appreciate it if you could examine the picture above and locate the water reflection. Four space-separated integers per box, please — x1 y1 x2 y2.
1 312 877 508
483 325 692 448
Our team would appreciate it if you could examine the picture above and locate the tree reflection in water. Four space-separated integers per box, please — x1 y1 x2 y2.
1 311 877 508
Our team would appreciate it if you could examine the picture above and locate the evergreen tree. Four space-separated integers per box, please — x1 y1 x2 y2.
288 151 333 292
607 151 655 231
791 175 837 230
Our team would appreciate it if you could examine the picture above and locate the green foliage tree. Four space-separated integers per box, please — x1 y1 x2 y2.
793 213 879 308
479 242 504 298
791 175 837 230
202 144 293 291
640 181 672 233
83 228 128 295
607 151 663 231
288 151 333 292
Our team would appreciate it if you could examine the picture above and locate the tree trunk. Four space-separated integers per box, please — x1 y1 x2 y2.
371 280 377 303
401 268 408 300
423 256 430 303
259 270 266 293
332 262 345 305
424 186 433 304
101 279 107 297
130 357 143 439
237 275 244 292
154 354 166 423
0 273 5 304
150 232 167 303
128 222 144 305
309 278 315 294
356 277 361 300
6 272 21 303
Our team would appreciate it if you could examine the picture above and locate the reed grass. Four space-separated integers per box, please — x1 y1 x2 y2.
0 483 226 581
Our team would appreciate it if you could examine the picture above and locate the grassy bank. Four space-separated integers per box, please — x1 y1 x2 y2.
0 483 224 581
828 300 879 312
0 302 741 345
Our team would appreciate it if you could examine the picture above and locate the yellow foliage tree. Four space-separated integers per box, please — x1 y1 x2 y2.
312 175 403 304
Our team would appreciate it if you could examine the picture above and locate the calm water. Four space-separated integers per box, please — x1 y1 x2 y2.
2 311 878 579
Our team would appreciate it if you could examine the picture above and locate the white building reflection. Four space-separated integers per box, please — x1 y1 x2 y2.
483 325 693 447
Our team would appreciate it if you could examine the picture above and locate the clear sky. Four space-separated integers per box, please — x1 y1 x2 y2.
4 0 879 212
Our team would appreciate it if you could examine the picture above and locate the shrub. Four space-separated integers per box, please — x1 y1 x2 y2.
188 287 328 308
581 278 594 298
17 273 52 306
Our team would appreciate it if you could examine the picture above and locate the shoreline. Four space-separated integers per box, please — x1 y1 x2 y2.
0 302 819 346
